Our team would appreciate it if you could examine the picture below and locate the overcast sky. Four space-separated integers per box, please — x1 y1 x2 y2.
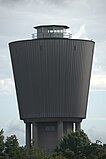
0 0 106 145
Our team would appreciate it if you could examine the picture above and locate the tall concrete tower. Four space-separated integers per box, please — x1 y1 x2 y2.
9 25 95 151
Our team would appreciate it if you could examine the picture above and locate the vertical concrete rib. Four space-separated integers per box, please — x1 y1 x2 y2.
75 122 81 131
26 122 31 149
32 122 38 148
57 121 63 145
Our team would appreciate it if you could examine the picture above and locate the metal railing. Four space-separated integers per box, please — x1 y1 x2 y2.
32 32 72 39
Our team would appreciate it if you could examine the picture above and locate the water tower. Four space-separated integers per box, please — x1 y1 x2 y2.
9 25 95 151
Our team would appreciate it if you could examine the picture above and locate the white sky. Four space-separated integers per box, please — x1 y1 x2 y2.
0 0 106 145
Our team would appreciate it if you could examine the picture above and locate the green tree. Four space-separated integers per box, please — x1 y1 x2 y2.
1 129 106 159
0 129 8 159
83 143 106 159
54 130 106 159
24 148 49 159
4 135 19 159
54 130 91 159
0 129 5 155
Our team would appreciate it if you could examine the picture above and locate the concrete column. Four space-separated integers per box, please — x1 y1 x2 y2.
67 122 74 133
75 122 81 131
32 122 38 148
26 122 31 149
57 121 63 145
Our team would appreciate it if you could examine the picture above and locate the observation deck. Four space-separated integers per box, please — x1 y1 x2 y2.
32 25 72 39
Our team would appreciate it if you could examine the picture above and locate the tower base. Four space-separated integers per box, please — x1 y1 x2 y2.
25 118 82 152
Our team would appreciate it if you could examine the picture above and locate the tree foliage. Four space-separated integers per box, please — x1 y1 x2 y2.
59 130 90 152
54 130 106 159
0 129 106 159
4 135 19 159
0 129 5 158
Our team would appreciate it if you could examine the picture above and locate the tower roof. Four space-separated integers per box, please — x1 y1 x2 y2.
34 25 69 29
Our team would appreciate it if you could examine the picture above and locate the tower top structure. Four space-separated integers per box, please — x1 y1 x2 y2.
32 25 71 39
